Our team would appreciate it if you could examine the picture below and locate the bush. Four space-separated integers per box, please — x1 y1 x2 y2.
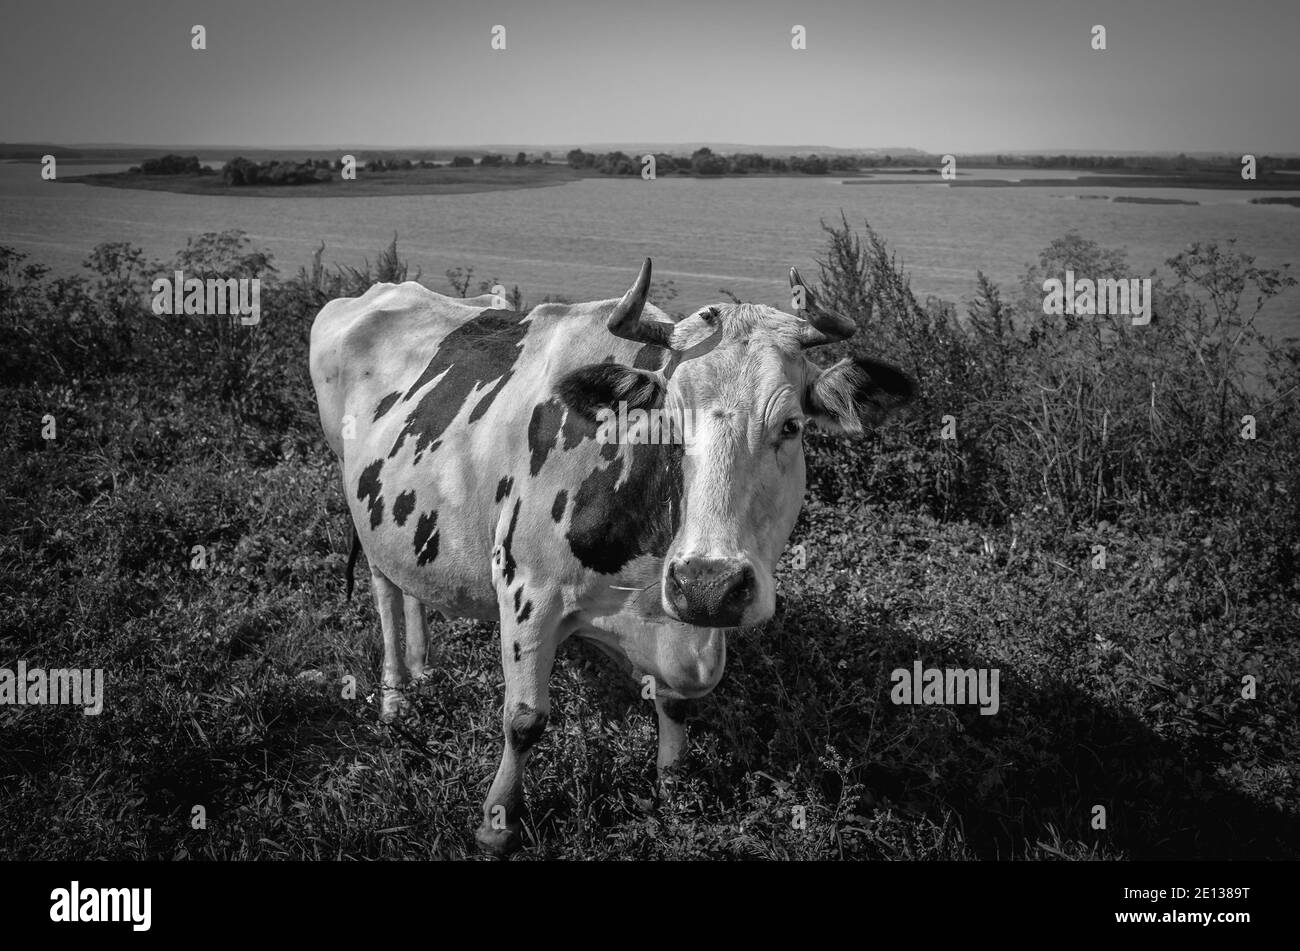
805 214 1300 529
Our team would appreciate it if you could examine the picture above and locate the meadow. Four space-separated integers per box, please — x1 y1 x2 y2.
1 220 1297 859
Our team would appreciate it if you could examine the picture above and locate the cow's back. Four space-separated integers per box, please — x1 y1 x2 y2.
310 282 493 458
309 281 665 620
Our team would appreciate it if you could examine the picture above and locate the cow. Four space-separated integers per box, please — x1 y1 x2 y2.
309 259 916 856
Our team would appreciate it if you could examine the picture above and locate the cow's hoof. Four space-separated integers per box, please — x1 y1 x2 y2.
378 687 410 722
407 670 432 693
656 767 685 802
475 821 522 857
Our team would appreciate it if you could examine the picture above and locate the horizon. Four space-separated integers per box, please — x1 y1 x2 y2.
7 142 1297 159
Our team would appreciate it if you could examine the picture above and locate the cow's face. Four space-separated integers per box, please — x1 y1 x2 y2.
559 261 916 630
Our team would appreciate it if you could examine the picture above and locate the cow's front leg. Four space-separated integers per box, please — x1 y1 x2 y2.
476 582 561 857
654 695 691 789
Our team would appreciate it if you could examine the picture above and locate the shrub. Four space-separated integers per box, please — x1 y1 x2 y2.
805 214 1300 529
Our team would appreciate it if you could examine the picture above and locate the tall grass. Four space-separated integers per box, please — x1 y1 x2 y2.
806 213 1300 531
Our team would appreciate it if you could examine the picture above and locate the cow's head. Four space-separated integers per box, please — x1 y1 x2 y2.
559 259 916 629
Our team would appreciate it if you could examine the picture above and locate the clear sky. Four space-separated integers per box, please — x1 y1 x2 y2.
2 0 1296 152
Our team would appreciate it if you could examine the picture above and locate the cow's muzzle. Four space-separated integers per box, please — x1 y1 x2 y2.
665 555 755 628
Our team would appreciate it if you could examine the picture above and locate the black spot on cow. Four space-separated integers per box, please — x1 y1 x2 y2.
516 600 532 623
388 308 530 462
566 441 683 575
356 459 385 529
527 398 566 477
372 390 402 422
513 641 521 662
508 705 548 751
513 587 522 613
413 510 440 566
501 498 521 585
561 403 598 451
392 490 416 527
551 489 567 523
495 476 514 503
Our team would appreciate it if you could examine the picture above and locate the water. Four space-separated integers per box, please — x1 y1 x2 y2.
2 162 1297 339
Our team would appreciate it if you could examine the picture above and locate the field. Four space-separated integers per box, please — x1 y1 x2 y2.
60 163 590 198
1 223 1298 860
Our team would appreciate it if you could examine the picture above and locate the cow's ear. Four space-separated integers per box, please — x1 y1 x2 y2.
807 356 917 434
557 363 665 422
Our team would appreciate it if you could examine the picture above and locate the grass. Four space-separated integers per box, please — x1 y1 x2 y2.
1 227 1297 860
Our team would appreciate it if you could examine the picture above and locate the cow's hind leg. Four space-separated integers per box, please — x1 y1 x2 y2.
476 590 563 857
369 566 407 721
403 595 429 683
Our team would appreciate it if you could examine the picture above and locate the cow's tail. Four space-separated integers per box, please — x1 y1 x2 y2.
345 527 362 601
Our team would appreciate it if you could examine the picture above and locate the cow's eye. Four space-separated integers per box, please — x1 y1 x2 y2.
780 418 803 439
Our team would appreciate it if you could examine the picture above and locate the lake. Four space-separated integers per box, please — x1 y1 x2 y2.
2 162 1298 339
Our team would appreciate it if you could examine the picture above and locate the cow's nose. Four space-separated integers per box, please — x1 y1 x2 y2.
666 556 755 627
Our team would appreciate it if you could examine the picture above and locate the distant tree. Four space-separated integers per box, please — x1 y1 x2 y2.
566 148 588 169
514 151 528 166
222 156 329 186
542 151 552 161
595 150 635 175
690 147 727 175
223 156 255 186
479 153 504 167
140 153 202 175
450 155 474 167
798 154 829 174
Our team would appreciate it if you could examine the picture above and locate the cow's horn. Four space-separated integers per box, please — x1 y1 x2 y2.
607 258 675 347
790 266 858 348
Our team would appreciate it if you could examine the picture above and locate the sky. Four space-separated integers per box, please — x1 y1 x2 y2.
2 0 1297 152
